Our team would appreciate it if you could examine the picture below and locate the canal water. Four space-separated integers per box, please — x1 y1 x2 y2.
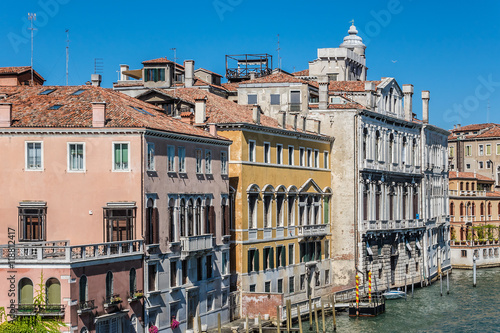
301 268 500 332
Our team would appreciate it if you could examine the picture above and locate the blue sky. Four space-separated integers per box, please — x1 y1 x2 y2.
1 0 499 130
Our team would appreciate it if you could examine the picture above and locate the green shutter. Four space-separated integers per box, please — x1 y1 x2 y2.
270 247 274 269
255 249 259 272
122 144 129 165
248 250 252 273
263 249 268 270
281 246 286 267
20 279 33 304
114 144 120 167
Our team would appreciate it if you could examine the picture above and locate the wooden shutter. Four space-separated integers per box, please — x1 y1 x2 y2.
152 208 159 244
224 204 230 236
270 248 274 269
210 206 216 236
255 249 259 272
248 250 253 273
145 208 151 244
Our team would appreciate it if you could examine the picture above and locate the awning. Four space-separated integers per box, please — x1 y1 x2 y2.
366 242 373 256
123 69 142 79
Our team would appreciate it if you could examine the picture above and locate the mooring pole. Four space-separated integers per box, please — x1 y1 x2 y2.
276 305 280 333
405 274 407 301
412 274 414 298
258 313 262 333
368 270 372 303
308 296 312 330
356 274 360 317
447 270 450 294
297 304 303 333
218 313 222 333
321 304 326 333
440 272 443 296
314 303 319 333
473 255 477 287
287 300 291 333
331 295 337 331
246 315 249 333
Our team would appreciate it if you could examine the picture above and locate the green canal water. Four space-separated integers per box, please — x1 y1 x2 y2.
301 268 500 333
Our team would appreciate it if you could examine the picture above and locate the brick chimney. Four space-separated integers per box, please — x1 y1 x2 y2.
422 90 430 124
195 98 207 124
403 84 414 122
91 102 106 127
318 76 328 110
0 103 12 127
184 60 194 88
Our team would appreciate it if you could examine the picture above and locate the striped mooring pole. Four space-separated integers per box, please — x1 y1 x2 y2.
356 274 359 316
368 270 372 303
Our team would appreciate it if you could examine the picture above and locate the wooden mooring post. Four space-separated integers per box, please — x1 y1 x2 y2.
308 297 312 330
276 305 280 333
218 313 222 333
447 270 450 294
246 315 249 333
287 299 292 333
330 295 337 331
297 304 303 333
405 274 407 301
258 314 262 333
412 274 414 297
313 303 319 333
440 272 443 296
197 309 202 333
321 304 326 333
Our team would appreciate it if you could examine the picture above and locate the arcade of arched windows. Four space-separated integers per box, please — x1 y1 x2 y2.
450 199 500 223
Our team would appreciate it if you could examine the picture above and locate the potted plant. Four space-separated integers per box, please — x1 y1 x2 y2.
149 324 159 333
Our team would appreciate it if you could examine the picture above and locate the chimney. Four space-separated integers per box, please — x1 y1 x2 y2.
208 123 217 136
364 82 376 109
195 98 206 124
316 119 321 134
91 102 106 127
318 76 328 110
0 103 12 127
278 111 287 129
403 84 414 122
184 60 194 88
252 105 261 125
422 90 430 124
293 114 298 131
302 116 307 132
249 72 256 80
180 111 194 125
457 124 461 129
120 65 129 81
91 74 102 87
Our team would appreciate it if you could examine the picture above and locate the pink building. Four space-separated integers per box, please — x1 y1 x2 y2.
0 83 230 332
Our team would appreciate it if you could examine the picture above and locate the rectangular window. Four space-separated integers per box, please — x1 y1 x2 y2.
449 146 454 157
147 142 155 171
323 151 329 169
288 146 294 165
289 276 295 293
288 244 294 265
263 247 274 270
68 143 84 171
264 142 270 163
249 141 256 162
314 149 319 168
290 91 301 111
18 206 46 241
479 161 484 169
270 94 280 105
178 147 186 173
170 261 177 287
265 281 271 293
249 284 256 292
300 274 306 290
113 143 130 171
466 163 471 169
299 147 305 166
26 142 43 170
276 144 283 165
148 264 157 292
479 144 484 156
104 207 135 242
182 260 188 284
276 245 286 268
167 145 175 172
461 250 467 258
206 255 213 279
277 279 283 293
497 143 500 155
207 293 214 312
197 257 203 281
325 240 330 259
486 144 492 155
248 249 259 273
222 251 229 275
487 161 492 169
307 148 312 167
247 94 257 105
221 151 228 175
325 270 330 285
195 149 203 173
465 145 472 156
205 150 212 174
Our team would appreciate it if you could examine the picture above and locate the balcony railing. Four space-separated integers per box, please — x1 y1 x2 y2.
363 219 424 231
449 190 489 197
180 234 212 254
289 103 301 112
77 300 97 314
14 304 65 317
0 240 143 264
296 224 328 237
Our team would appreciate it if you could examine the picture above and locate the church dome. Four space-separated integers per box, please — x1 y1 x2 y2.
340 22 366 51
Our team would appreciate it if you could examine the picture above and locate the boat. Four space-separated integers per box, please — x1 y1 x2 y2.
382 290 406 299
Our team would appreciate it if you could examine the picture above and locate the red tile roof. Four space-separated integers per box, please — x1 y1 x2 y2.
328 81 381 92
0 66 45 82
142 57 172 64
449 171 494 181
221 82 239 92
195 68 222 77
448 123 500 140
0 86 227 141
486 191 500 197
292 69 309 76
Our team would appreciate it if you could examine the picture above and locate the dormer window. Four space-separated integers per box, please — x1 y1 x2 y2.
144 68 165 82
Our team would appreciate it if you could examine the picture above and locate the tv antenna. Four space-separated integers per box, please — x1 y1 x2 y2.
277 34 281 70
28 13 37 85
171 48 177 97
94 58 104 74
65 29 70 85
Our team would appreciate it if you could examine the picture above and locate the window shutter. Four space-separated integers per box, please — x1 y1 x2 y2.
210 206 216 236
153 208 159 244
145 208 151 244
281 246 286 267
248 250 252 273
224 205 230 236
255 249 259 272
270 247 275 269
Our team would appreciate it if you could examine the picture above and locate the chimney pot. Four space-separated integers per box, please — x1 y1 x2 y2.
208 123 217 136
252 105 261 125
120 65 129 81
403 84 414 122
318 76 328 110
91 74 102 87
279 111 287 129
249 72 256 80
422 90 430 124
184 60 195 88
0 103 12 127
91 102 106 127
195 98 207 124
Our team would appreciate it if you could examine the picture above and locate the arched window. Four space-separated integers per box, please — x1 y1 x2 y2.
187 199 194 236
106 271 113 299
288 193 296 226
79 275 88 302
205 198 214 235
466 182 470 191
375 185 381 220
388 133 394 164
196 198 202 236
313 196 320 225
488 202 492 216
363 183 369 221
375 131 381 161
362 128 368 160
389 186 395 220
450 202 455 217
402 187 408 220
169 198 175 242
222 198 229 236
402 137 408 164
263 194 273 228
146 198 159 245
248 193 258 229
480 203 485 217
19 278 33 305
276 193 285 227
460 182 464 191
130 268 137 296
460 203 464 216
46 278 61 305
180 199 186 237
472 203 476 216
413 190 419 219
412 139 418 166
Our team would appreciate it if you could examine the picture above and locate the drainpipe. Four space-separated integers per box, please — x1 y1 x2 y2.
354 112 360 288
141 133 148 330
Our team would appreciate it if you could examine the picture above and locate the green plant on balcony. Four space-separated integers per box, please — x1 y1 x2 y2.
109 296 122 304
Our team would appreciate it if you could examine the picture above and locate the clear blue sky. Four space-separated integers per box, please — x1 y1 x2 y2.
1 0 499 130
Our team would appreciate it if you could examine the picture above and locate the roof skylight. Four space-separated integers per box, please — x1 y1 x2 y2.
130 106 155 117
39 89 56 95
49 105 63 110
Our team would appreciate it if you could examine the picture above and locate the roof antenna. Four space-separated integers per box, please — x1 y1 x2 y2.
65 29 69 86
487 99 491 123
28 13 37 85
277 34 281 70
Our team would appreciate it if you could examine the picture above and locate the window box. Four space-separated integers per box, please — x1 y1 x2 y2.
104 294 122 308
128 290 144 302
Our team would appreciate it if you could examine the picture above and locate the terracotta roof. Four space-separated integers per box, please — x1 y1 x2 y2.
239 72 317 88
448 171 494 181
192 77 227 91
328 80 381 92
195 68 222 77
142 57 172 64
0 66 45 82
0 86 227 142
221 82 239 92
451 123 495 133
448 123 500 140
486 191 500 197
292 69 309 76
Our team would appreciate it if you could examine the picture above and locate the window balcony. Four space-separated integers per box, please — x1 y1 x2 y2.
363 219 425 231
289 103 301 112
14 304 65 318
128 290 144 302
77 300 97 314
104 294 122 308
449 190 488 197
296 224 328 238
180 234 212 257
